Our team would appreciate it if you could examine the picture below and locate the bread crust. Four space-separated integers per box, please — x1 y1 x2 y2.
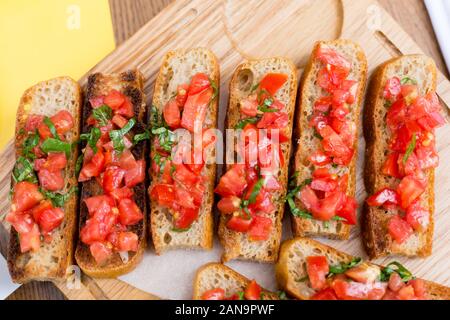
291 39 368 240
362 55 437 259
218 57 298 263
193 262 279 300
149 48 219 254
8 77 81 283
74 70 148 278
276 237 450 300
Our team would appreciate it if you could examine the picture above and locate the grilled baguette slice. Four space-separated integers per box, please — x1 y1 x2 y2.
8 77 81 283
276 237 450 300
150 48 219 254
193 263 279 300
291 40 367 239
363 55 437 259
218 57 298 263
75 70 147 278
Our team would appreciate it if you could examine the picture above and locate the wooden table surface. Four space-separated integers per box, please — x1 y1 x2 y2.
3 0 448 300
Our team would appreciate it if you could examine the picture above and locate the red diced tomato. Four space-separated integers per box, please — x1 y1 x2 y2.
314 96 333 113
311 176 338 192
104 90 125 109
306 256 329 290
89 96 105 108
316 47 351 71
248 215 272 241
397 285 416 300
31 200 53 221
38 207 64 232
244 280 262 300
227 215 253 232
382 153 401 178
173 206 199 229
116 97 134 118
116 231 139 252
201 288 225 300
84 195 115 217
19 223 41 253
51 110 74 135
366 188 400 207
311 288 338 300
25 115 44 132
397 175 426 209
388 215 413 243
262 174 282 191
181 87 212 132
257 111 289 130
163 99 181 129
149 184 176 208
259 73 288 96
336 195 357 225
103 166 126 193
313 191 345 221
299 185 319 212
12 182 44 212
109 187 134 201
240 95 258 117
188 73 211 95
38 169 64 191
89 242 112 265
383 77 401 101
173 163 198 187
125 159 145 188
309 150 332 166
7 212 34 234
118 198 143 226
410 279 426 299
217 196 241 214
405 200 429 231
176 84 189 107
388 272 404 292
215 164 247 197
112 114 128 128
79 150 105 182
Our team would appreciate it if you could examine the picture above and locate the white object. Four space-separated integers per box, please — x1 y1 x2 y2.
425 0 450 74
0 255 19 300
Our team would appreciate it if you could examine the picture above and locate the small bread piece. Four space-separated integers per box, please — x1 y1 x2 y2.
8 77 81 283
276 237 450 300
193 263 278 300
75 70 147 278
363 55 437 259
218 57 298 263
291 40 367 239
150 48 219 254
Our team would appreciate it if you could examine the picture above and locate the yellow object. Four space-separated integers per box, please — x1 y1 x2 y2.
0 0 115 149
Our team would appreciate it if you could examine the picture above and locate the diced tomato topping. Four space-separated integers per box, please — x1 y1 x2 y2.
12 182 44 212
176 84 189 107
201 288 225 300
388 272 404 292
104 90 125 110
410 279 426 299
311 288 338 300
388 215 413 244
240 94 258 117
150 184 176 208
332 278 386 300
306 256 329 290
109 187 134 201
397 285 416 300
36 152 67 171
215 165 247 197
299 185 319 212
257 111 289 130
84 195 115 217
25 115 44 132
116 231 139 252
309 150 332 166
173 163 198 187
227 215 253 232
18 223 41 253
124 159 145 188
112 114 128 128
259 73 288 96
116 97 134 118
50 110 74 135
181 87 213 132
244 280 262 300
405 200 429 231
79 150 105 182
248 215 272 241
6 212 35 234
90 96 105 108
173 207 199 229
217 196 241 214
38 207 64 233
118 198 143 226
38 169 64 191
397 175 425 209
89 242 113 265
383 77 401 100
316 47 351 72
31 200 53 221
103 166 126 194
382 153 401 178
336 195 357 225
366 188 400 207
188 73 211 95
163 99 181 129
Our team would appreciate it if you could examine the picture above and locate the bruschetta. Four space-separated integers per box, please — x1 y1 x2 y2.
7 77 81 283
148 48 219 254
216 58 298 263
363 55 446 258
276 237 450 300
193 263 279 300
75 70 148 278
289 40 367 239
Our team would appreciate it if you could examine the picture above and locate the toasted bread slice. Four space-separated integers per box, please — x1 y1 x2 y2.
75 70 147 278
276 237 450 300
150 48 219 254
8 77 81 283
363 55 437 259
193 262 279 300
218 57 298 263
291 40 367 239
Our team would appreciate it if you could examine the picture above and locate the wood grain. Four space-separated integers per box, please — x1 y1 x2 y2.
2 0 448 300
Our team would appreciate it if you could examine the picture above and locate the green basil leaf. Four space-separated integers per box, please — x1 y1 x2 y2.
12 156 37 183
22 131 40 159
403 134 416 164
40 138 71 157
237 291 245 300
209 78 219 102
248 178 264 205
40 187 78 208
277 291 288 300
43 116 60 140
75 155 84 178
328 258 362 277
172 227 190 233
332 216 347 222
133 129 150 144
234 117 260 129
92 105 113 126
109 118 136 152
250 82 260 93
380 261 414 282
80 127 101 153
401 77 417 85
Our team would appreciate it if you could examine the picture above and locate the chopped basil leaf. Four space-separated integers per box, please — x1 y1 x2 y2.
277 291 288 300
403 134 416 164
22 131 40 159
248 178 264 205
250 82 260 93
323 221 330 229
260 292 267 300
75 155 84 178
401 77 417 85
328 258 362 277
332 216 347 222
295 276 309 282
151 126 175 152
234 117 260 129
133 129 150 144
313 129 323 140
40 138 71 157
109 118 136 152
237 291 245 300
332 163 338 168
40 187 78 208
92 105 113 126
286 177 313 219
43 116 60 140
80 127 101 153
210 78 219 102
12 156 37 183
379 261 414 282
384 101 393 108
258 98 277 113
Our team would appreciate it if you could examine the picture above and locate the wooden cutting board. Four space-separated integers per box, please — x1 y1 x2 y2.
1 0 449 300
